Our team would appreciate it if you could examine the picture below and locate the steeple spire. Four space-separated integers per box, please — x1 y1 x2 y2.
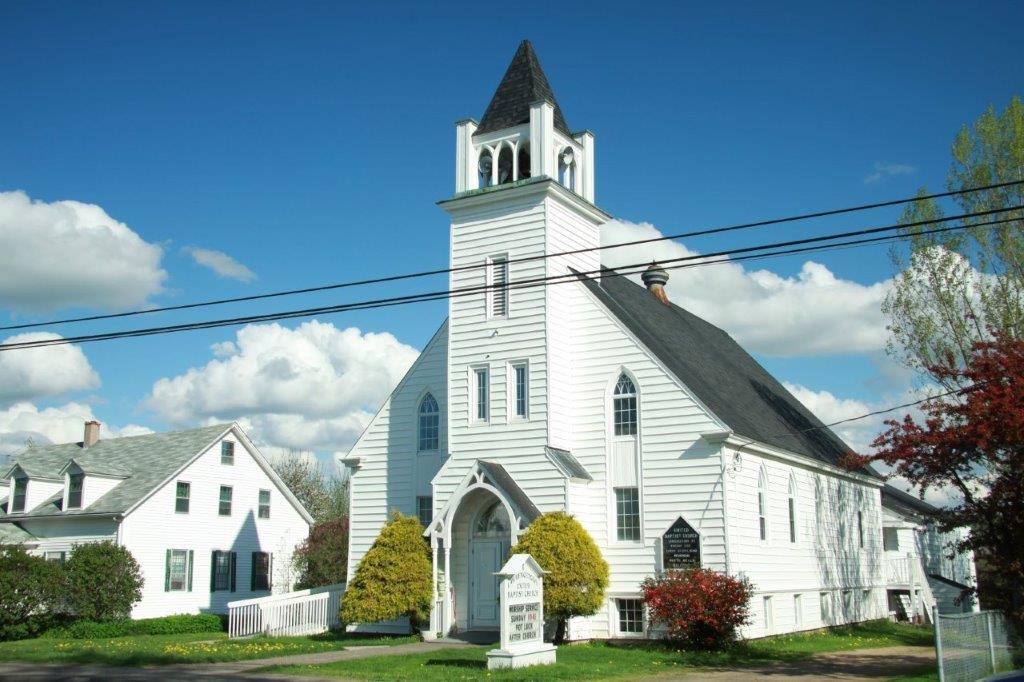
477 40 571 136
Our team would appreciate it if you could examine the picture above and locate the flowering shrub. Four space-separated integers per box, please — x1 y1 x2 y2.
641 569 753 649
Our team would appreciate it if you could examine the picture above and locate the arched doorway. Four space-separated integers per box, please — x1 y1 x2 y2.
468 500 511 629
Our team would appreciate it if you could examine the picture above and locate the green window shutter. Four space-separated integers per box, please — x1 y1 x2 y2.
187 550 194 592
250 552 256 592
210 550 218 591
164 549 171 592
229 552 236 592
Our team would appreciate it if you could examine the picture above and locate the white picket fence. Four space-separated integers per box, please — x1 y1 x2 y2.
227 583 345 639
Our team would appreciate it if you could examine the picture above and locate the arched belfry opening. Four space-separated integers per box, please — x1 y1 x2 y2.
558 146 576 190
517 142 531 180
497 144 514 185
478 149 493 188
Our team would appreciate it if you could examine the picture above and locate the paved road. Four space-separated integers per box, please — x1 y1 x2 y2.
0 643 936 681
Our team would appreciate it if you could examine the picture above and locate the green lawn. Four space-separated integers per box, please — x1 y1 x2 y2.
260 620 934 681
0 630 418 666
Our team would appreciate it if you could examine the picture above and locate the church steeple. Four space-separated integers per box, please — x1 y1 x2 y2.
476 40 571 137
453 40 595 203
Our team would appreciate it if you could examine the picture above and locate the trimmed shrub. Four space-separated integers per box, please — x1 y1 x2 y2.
0 545 63 641
42 613 225 639
64 541 144 621
641 568 753 649
340 513 431 631
510 512 609 643
294 517 349 589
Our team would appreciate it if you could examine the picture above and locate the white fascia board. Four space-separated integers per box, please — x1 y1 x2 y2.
717 433 882 488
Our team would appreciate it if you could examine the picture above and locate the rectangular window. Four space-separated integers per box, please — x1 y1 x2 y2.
221 441 235 465
882 527 899 551
820 592 830 623
167 549 190 592
488 255 509 318
788 497 796 543
251 552 271 592
841 590 852 619
613 395 637 436
211 550 233 591
219 485 233 516
258 489 271 519
473 367 489 422
175 481 190 513
512 362 528 419
617 598 644 634
11 477 27 513
863 589 871 616
67 473 84 510
615 487 641 542
857 511 864 548
758 490 767 541
417 496 432 527
793 594 803 628
763 595 774 632
45 551 66 564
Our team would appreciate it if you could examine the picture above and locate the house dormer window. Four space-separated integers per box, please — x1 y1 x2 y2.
11 476 27 513
67 473 84 510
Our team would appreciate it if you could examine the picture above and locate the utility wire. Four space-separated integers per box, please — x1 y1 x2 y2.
4 179 1022 333
1 206 1018 352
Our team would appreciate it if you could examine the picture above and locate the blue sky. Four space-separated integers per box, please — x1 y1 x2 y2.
1 1 1020 464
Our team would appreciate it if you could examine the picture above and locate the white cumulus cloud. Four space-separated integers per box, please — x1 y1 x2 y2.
145 320 419 453
183 247 256 283
600 219 892 356
0 190 166 311
0 401 152 459
864 162 916 184
0 333 100 407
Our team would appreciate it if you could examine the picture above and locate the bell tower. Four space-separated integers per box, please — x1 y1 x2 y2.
454 40 595 202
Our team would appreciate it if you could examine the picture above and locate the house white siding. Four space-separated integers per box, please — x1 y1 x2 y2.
120 431 310 619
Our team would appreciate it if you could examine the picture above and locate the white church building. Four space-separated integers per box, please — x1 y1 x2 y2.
343 41 969 640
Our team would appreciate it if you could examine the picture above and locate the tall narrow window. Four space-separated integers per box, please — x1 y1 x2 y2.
794 593 803 628
251 552 271 592
11 477 27 513
258 489 271 519
488 255 509 318
788 475 797 543
175 481 190 513
417 496 432 527
67 473 84 510
758 468 768 542
613 374 638 436
221 441 235 465
473 367 489 422
615 487 641 541
763 595 774 632
211 550 235 592
417 394 439 451
511 362 528 419
857 510 864 548
165 549 193 592
219 485 233 516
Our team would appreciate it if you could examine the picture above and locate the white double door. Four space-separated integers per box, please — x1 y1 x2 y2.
469 538 508 629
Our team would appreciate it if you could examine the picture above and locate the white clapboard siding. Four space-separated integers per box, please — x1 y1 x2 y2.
119 430 311 619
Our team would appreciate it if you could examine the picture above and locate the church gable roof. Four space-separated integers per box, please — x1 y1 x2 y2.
576 267 878 476
476 40 571 137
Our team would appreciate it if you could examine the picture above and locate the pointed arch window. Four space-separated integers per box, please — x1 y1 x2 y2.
418 393 439 452
474 501 510 537
788 475 798 543
613 374 638 436
757 468 768 542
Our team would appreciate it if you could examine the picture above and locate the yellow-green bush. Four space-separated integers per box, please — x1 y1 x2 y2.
510 511 608 642
340 513 432 631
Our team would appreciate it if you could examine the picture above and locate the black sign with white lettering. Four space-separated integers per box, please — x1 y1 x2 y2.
662 517 701 570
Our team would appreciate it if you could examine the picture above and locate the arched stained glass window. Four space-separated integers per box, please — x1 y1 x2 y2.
418 393 439 452
613 374 638 436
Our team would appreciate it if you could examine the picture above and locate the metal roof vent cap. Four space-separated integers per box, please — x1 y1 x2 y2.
641 263 670 305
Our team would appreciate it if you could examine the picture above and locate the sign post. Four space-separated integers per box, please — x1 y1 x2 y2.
486 554 557 670
661 517 701 570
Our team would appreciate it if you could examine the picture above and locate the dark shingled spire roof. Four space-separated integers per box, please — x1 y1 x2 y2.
476 40 571 136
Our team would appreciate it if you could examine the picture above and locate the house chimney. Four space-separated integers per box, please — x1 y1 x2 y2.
641 263 670 305
83 420 100 448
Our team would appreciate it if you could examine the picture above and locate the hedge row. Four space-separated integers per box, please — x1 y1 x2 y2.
41 613 226 639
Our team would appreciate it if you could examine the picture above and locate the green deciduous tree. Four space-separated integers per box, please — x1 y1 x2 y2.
64 541 144 621
510 511 608 643
339 513 431 631
885 96 1024 387
0 545 63 640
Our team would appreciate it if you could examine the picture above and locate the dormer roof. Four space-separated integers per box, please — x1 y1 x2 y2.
476 40 571 137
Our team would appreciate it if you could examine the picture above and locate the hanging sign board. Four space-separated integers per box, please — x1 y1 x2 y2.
662 517 701 570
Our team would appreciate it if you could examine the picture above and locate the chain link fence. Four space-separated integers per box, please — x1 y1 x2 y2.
934 607 1018 682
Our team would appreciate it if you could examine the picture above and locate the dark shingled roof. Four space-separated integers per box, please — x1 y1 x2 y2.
577 267 879 476
476 40 571 137
881 484 939 518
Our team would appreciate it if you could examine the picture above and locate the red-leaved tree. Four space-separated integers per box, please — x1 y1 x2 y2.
845 334 1024 630
641 569 753 648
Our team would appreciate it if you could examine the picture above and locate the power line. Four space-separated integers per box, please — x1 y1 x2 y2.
1 207 1018 352
4 179 1022 333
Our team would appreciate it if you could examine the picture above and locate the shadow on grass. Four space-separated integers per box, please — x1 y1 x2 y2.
424 658 486 669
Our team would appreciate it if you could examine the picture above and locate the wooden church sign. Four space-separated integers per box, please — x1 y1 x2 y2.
661 517 701 570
